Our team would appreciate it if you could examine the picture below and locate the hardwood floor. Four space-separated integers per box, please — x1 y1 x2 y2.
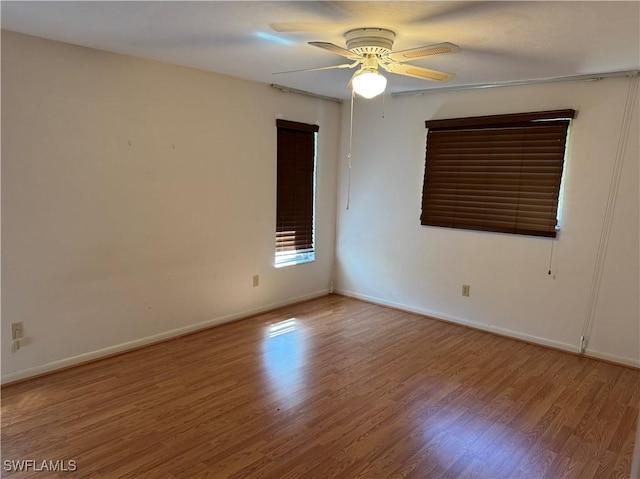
2 294 638 478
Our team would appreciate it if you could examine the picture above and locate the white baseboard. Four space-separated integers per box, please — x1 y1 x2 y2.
582 349 640 368
335 289 640 369
1 289 330 385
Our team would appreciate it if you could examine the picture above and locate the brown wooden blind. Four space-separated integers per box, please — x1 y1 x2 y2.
421 110 575 238
276 119 318 254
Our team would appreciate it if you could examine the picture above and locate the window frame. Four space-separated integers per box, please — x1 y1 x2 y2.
274 119 318 268
421 109 575 238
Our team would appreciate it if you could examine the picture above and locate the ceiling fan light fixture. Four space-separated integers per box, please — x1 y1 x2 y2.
352 69 387 99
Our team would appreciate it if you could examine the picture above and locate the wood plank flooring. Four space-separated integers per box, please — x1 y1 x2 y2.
2 294 638 478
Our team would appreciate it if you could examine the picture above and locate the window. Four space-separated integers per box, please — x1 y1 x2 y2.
275 119 318 267
421 109 575 238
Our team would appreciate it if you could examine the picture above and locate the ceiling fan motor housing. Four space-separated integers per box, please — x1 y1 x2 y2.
345 28 396 56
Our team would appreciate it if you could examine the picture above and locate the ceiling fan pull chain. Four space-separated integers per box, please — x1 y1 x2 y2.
346 89 355 210
381 89 386 119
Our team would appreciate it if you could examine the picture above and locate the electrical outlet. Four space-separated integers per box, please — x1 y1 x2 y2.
253 275 260 287
11 322 24 340
462 284 470 297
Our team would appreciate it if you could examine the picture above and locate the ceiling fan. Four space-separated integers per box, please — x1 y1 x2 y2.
275 27 460 98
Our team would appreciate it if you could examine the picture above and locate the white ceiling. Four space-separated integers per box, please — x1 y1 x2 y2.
2 1 639 99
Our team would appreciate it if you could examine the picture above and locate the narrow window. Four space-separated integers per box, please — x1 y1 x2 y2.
421 109 575 238
275 119 318 267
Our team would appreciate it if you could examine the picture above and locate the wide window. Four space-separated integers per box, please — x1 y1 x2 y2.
421 109 575 238
275 119 318 267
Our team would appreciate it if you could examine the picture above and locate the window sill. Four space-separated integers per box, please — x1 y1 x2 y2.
274 252 315 268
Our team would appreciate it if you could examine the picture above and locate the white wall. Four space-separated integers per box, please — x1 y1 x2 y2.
335 77 639 367
1 31 341 382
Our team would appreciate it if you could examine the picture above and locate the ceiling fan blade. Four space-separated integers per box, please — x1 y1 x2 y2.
387 42 461 62
309 42 359 59
273 63 357 75
381 63 455 82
